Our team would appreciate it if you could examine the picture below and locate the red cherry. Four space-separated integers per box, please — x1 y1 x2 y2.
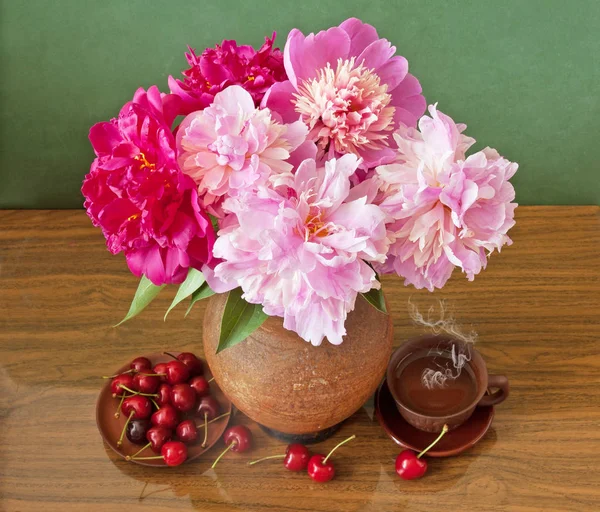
132 373 160 394
170 383 196 412
307 434 356 483
110 373 135 397
195 396 220 420
121 395 152 420
151 404 179 429
176 420 198 444
165 352 203 377
211 425 253 468
189 376 211 398
394 424 449 480
395 450 427 480
147 425 172 453
153 363 169 382
284 444 311 471
248 443 310 471
156 383 172 407
165 360 190 385
307 454 335 482
161 441 188 466
130 357 152 373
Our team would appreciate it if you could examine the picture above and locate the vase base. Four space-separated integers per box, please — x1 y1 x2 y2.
258 422 342 445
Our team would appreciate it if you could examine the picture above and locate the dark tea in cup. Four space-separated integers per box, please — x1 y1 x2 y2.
387 335 509 433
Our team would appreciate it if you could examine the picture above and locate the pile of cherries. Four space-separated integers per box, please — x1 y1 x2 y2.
105 352 228 466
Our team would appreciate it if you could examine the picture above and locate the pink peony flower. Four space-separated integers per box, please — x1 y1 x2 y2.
263 18 426 169
82 86 215 286
205 154 389 345
168 34 287 116
176 85 310 217
376 104 518 291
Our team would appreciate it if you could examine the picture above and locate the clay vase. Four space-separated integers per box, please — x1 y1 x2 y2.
203 292 393 435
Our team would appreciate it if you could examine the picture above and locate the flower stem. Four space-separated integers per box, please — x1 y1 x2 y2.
323 434 356 465
248 454 285 466
417 424 449 459
211 442 235 469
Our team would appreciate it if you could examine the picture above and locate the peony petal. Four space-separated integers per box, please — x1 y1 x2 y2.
262 81 299 123
339 18 380 57
213 85 255 116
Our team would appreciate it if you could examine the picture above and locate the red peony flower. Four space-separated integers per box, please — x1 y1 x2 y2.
168 33 286 115
82 86 215 285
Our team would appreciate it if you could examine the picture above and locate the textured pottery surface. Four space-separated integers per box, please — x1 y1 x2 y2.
203 293 393 434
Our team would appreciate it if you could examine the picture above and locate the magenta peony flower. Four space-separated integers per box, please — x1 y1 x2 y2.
263 18 426 169
375 104 518 291
176 85 311 217
168 33 286 116
82 86 215 286
203 154 389 345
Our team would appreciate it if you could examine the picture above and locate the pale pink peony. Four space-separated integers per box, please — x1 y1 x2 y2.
205 154 389 345
375 104 518 291
176 85 310 217
263 18 426 169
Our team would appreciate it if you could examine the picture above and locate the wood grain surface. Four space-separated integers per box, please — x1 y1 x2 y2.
1 207 599 512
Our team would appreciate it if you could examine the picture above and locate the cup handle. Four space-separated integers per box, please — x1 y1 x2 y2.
478 375 509 406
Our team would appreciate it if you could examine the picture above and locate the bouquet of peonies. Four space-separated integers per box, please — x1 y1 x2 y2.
83 18 518 349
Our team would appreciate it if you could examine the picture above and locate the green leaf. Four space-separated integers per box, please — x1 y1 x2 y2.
361 286 387 314
209 214 220 233
164 268 205 321
217 288 268 353
184 281 216 317
115 275 165 326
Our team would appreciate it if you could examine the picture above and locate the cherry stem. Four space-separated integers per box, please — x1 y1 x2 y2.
163 352 179 360
201 413 208 448
103 369 135 379
117 411 135 447
322 434 356 465
207 377 215 384
130 455 164 461
126 442 151 461
417 424 449 458
119 385 158 397
248 454 285 466
114 393 127 418
211 441 236 469
150 398 160 409
195 412 231 429
136 373 167 377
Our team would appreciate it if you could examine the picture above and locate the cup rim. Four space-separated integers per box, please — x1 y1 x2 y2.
386 334 489 421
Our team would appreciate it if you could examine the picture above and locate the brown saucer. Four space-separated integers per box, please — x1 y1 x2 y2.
375 379 494 457
96 353 232 467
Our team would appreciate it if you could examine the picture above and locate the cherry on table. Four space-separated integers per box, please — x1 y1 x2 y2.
176 420 198 444
156 383 172 407
130 357 152 373
133 373 160 394
165 352 203 377
151 404 180 430
170 383 196 412
126 419 151 445
211 425 253 469
189 376 211 398
165 360 190 385
395 424 449 480
307 434 356 483
249 443 311 471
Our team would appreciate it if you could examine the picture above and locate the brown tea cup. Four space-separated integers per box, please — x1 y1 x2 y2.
387 335 509 433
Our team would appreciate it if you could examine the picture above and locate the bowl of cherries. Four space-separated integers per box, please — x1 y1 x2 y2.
96 351 232 467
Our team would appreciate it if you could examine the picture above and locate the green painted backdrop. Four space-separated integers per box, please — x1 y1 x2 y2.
0 0 598 208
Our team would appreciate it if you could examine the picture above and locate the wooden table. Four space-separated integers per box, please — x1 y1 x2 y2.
1 207 599 512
